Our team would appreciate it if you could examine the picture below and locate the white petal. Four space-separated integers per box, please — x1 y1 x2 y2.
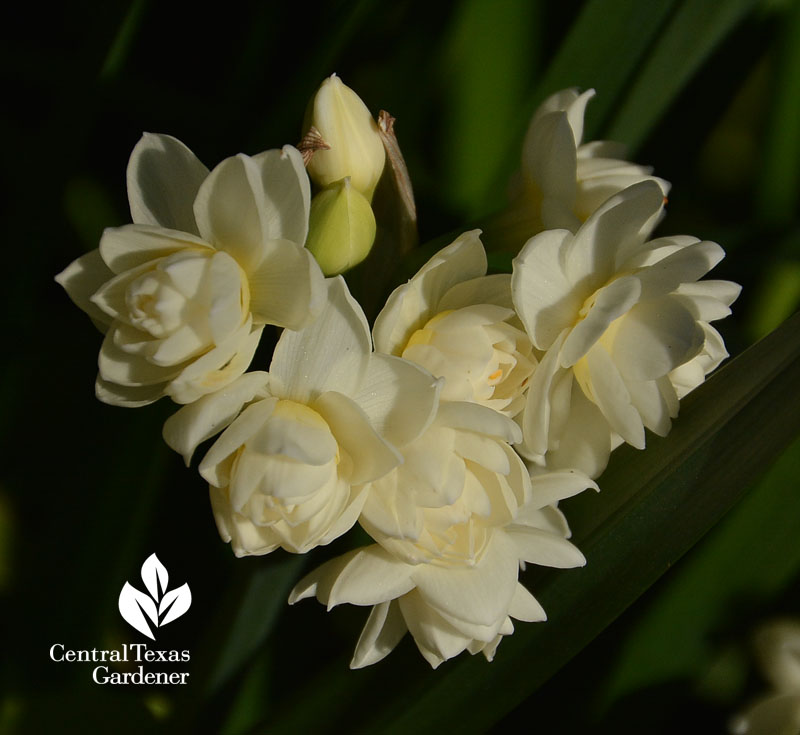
677 279 741 308
635 240 725 300
151 324 208 366
560 275 642 367
250 146 311 245
247 239 325 329
210 487 279 557
412 531 519 627
316 485 370 547
98 328 182 386
373 230 486 355
627 378 673 436
205 251 248 344
520 505 572 538
438 273 514 311
360 471 421 541
312 391 401 485
512 229 579 350
352 353 441 449
524 469 598 511
55 249 114 329
193 154 269 273
452 430 511 474
166 322 263 404
673 279 741 322
436 400 521 445
531 88 594 146
522 111 577 204
583 344 645 448
520 330 568 457
288 546 414 608
199 398 278 486
565 180 664 287
163 372 271 464
90 259 155 322
269 276 371 402
398 591 472 667
248 402 338 467
351 601 408 669
95 376 165 407
544 384 612 479
576 165 669 222
434 605 508 643
99 224 210 274
508 582 547 622
612 297 704 381
506 527 586 568
127 133 209 233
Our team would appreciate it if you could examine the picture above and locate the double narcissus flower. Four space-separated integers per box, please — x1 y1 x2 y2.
290 398 596 668
512 180 740 477
56 133 324 406
164 277 440 555
374 231 535 417
494 88 669 250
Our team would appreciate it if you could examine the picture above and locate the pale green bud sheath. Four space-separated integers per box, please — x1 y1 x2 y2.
305 75 386 201
306 178 377 275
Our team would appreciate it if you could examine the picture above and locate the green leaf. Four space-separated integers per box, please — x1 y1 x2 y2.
439 0 541 216
203 554 308 698
597 431 800 713
99 0 149 81
607 0 760 149
746 247 800 340
530 0 677 140
310 311 800 734
756 0 800 225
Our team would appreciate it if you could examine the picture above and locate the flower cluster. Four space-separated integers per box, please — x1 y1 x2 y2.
58 79 738 668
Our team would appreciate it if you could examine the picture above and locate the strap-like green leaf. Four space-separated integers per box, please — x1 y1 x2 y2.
530 0 676 140
607 0 760 149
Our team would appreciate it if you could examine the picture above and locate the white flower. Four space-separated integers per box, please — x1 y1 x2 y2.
497 88 669 248
374 231 535 417
163 277 440 556
731 620 800 735
512 181 740 477
56 133 324 406
290 397 596 668
360 401 531 564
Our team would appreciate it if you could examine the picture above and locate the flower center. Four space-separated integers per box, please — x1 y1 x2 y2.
401 305 535 416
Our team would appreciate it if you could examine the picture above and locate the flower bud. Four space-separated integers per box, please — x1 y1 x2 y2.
305 75 386 200
305 178 377 275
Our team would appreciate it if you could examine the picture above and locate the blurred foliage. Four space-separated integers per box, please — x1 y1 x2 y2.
2 0 800 733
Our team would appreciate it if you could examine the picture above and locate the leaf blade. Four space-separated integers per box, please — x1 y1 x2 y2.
607 0 760 149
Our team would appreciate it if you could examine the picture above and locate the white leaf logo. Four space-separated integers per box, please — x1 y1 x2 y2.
118 554 191 639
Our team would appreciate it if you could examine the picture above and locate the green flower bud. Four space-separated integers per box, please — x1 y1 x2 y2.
305 75 386 201
306 178 377 276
